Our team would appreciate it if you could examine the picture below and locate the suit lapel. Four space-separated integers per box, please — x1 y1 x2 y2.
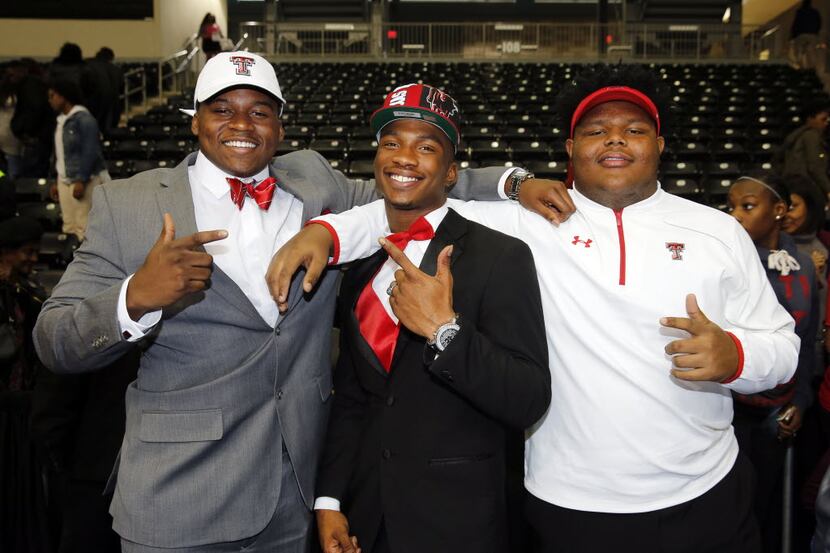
389 208 468 369
344 250 391 377
157 154 267 326
273 167 326 224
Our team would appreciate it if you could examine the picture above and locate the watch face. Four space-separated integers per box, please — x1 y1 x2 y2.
437 325 460 351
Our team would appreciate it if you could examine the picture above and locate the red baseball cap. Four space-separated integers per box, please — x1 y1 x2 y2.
370 83 461 150
569 86 661 137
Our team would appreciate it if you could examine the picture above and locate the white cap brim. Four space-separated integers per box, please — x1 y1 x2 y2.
180 108 196 117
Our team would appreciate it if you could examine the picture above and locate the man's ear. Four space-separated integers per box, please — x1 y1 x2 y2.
445 161 458 188
565 138 574 159
191 113 200 137
657 135 665 156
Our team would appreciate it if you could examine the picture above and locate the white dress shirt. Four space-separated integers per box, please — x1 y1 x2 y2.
118 152 304 338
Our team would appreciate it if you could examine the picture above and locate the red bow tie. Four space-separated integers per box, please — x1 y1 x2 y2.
226 176 277 211
385 216 435 251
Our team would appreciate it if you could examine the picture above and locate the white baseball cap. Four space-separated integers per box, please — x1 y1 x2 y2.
180 51 285 117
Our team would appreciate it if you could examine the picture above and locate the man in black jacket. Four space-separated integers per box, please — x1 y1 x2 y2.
310 84 551 553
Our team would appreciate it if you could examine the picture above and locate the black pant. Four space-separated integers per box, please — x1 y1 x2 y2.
732 404 788 553
525 454 760 553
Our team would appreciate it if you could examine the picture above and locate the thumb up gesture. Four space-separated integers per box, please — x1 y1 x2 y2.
661 294 740 383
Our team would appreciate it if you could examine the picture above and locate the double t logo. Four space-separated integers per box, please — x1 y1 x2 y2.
666 242 685 260
229 55 255 76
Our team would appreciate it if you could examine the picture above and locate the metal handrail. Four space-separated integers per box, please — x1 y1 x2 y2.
233 33 249 51
121 66 147 115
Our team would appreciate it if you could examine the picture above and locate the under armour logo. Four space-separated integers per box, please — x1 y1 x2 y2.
572 235 592 248
666 242 685 260
229 55 255 76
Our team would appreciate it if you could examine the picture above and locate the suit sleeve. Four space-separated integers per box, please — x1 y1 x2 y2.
315 310 369 503
721 222 800 394
427 238 551 429
33 185 137 373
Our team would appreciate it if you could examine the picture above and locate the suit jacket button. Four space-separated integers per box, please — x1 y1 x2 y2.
386 395 395 406
382 449 391 460
277 389 284 400
275 327 281 336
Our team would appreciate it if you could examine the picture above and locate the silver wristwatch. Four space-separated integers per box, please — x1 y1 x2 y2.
506 169 534 201
428 315 461 352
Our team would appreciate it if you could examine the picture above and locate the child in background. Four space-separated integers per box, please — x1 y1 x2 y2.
728 173 819 552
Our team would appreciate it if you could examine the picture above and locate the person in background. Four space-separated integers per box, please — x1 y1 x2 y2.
82 47 123 135
0 70 23 178
30 350 139 553
47 77 109 241
791 0 823 72
0 216 50 553
9 58 53 178
728 173 819 552
48 43 85 86
781 101 830 198
199 13 223 61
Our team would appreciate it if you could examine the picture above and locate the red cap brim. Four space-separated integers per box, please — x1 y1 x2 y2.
569 86 660 138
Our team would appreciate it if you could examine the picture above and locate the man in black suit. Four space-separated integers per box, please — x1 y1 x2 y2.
310 84 551 553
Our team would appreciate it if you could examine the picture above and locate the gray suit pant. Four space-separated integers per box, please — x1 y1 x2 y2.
120 449 312 553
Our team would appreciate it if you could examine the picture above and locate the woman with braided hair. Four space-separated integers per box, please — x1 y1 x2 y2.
728 172 819 552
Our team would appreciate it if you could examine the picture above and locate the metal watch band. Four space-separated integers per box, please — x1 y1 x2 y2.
507 169 534 201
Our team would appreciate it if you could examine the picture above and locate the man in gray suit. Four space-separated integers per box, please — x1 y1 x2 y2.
32 53 555 552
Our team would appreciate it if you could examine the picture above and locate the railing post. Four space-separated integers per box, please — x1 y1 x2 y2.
697 29 701 60
428 23 432 58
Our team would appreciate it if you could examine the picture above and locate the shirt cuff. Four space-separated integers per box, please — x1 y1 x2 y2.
313 497 341 511
721 331 745 384
117 274 162 342
305 219 340 265
497 167 520 200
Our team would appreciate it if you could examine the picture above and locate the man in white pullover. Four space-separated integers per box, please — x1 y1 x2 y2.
267 65 798 553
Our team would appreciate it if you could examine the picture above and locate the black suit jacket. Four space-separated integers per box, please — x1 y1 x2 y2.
316 208 550 553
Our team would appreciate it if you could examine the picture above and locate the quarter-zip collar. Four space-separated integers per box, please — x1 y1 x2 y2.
570 181 664 213
571 182 664 286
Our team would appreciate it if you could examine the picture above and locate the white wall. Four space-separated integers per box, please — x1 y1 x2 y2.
742 0 801 26
0 0 227 60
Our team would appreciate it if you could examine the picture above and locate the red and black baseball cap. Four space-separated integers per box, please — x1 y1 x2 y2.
370 83 461 150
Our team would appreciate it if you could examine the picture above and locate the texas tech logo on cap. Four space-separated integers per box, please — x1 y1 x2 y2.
229 55 255 76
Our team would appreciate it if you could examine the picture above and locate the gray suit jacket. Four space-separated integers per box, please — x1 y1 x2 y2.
33 149 506 548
